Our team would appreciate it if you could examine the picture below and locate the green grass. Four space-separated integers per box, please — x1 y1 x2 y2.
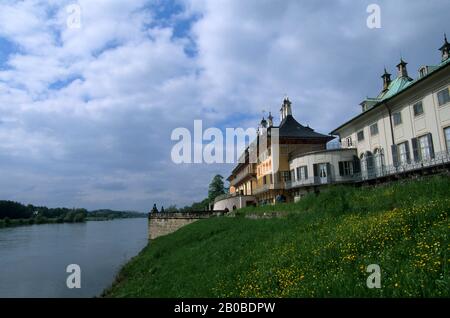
104 175 450 298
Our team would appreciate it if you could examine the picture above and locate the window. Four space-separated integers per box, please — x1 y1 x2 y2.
419 67 427 78
437 87 450 106
445 127 450 152
418 135 431 160
296 166 308 180
398 142 410 164
290 169 295 181
412 134 435 161
345 137 353 147
370 123 379 136
393 112 402 126
338 161 353 176
357 130 364 142
280 171 291 182
413 101 424 116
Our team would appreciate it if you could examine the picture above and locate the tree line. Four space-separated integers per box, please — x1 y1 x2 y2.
0 200 88 223
159 174 226 213
0 201 147 226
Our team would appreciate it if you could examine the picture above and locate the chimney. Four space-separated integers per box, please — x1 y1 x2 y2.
396 58 408 78
439 33 450 62
381 68 392 92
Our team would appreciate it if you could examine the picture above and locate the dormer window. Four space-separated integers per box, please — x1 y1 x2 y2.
419 66 428 78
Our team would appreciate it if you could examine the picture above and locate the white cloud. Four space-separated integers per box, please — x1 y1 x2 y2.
0 0 448 210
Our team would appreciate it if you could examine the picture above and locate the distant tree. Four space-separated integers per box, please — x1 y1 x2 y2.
160 206 165 213
208 175 226 203
165 205 178 213
63 212 76 223
73 213 86 223
191 198 210 211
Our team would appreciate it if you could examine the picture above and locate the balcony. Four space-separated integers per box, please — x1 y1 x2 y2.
230 164 256 187
252 182 286 195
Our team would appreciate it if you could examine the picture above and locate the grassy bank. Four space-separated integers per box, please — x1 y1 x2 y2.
104 175 450 298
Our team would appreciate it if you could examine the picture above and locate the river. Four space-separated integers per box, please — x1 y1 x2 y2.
0 218 148 298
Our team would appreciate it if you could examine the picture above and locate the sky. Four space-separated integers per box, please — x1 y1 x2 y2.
0 0 448 212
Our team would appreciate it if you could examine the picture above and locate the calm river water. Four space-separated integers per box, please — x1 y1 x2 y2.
0 218 148 298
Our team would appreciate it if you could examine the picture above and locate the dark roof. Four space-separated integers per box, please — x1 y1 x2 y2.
276 115 333 140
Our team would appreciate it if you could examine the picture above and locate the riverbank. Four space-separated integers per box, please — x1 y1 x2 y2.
104 175 450 298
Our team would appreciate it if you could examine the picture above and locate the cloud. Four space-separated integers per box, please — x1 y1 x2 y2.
0 0 448 211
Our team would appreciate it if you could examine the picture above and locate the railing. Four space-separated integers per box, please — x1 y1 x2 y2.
360 150 450 181
284 150 450 191
213 192 255 203
230 165 256 187
326 140 358 150
252 182 286 195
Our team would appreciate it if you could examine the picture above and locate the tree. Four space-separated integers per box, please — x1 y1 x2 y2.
208 174 226 203
165 205 178 213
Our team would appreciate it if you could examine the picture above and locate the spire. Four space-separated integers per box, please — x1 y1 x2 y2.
260 116 267 128
381 67 392 92
267 112 273 127
439 33 450 61
396 58 408 78
283 96 292 116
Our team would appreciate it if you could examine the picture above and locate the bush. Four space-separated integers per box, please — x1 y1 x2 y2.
63 212 75 223
35 216 48 224
73 213 86 223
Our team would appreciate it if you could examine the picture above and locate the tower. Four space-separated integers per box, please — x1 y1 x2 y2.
439 33 450 62
381 67 392 92
267 112 274 127
396 58 409 78
280 96 292 121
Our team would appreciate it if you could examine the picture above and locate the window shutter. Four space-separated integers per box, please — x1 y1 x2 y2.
313 164 318 177
353 156 361 173
326 163 332 178
405 142 411 164
304 166 308 179
391 144 399 167
411 138 420 162
338 162 344 176
427 133 435 159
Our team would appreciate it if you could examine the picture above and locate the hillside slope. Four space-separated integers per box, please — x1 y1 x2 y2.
104 176 450 297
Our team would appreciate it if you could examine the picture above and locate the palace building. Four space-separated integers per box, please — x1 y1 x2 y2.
214 35 450 212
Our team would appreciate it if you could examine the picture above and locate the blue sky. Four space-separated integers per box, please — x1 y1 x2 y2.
0 0 449 211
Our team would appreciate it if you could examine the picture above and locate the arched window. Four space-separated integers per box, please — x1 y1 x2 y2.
373 148 385 176
365 151 375 175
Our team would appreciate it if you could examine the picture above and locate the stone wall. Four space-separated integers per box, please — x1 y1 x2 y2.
148 212 224 240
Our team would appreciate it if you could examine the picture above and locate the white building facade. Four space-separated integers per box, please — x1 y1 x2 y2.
331 36 450 180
